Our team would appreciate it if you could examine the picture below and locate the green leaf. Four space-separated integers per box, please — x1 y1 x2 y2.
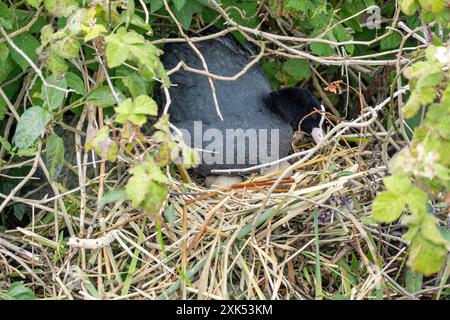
51 36 80 58
282 59 311 81
105 27 146 68
380 32 402 50
41 74 67 111
404 187 428 216
121 74 148 98
418 0 445 13
114 95 157 125
85 126 118 162
25 0 42 9
405 268 423 293
0 2 13 29
100 189 128 205
8 32 40 70
372 191 406 222
87 86 125 107
408 234 447 275
400 0 419 15
2 282 36 300
421 214 449 245
13 106 52 149
14 203 26 221
84 24 107 42
65 72 86 95
43 0 79 17
173 0 187 11
163 203 175 226
45 133 65 180
384 175 411 194
173 0 203 30
46 53 68 78
126 158 169 214
310 42 334 57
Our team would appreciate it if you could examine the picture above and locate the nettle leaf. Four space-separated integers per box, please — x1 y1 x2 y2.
372 190 406 222
41 74 67 111
114 95 158 125
408 233 447 275
13 106 52 149
283 59 311 81
85 126 118 162
8 32 40 70
45 133 65 180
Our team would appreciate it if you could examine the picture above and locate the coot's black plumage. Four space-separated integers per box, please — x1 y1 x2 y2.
155 33 323 177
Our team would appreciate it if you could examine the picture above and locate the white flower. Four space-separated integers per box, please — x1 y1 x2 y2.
435 46 450 64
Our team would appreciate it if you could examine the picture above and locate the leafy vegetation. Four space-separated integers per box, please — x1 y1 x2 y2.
0 0 448 299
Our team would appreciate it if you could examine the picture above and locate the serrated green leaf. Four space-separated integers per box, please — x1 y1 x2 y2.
46 133 65 180
372 190 406 222
114 95 157 125
405 187 428 216
408 234 447 275
13 106 52 149
384 175 412 194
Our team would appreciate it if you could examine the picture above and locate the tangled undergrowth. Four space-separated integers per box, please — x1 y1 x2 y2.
0 0 449 300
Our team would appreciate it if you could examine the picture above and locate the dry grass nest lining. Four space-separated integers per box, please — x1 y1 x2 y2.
4 138 426 300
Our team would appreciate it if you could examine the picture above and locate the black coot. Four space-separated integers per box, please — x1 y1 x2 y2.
155 33 324 177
